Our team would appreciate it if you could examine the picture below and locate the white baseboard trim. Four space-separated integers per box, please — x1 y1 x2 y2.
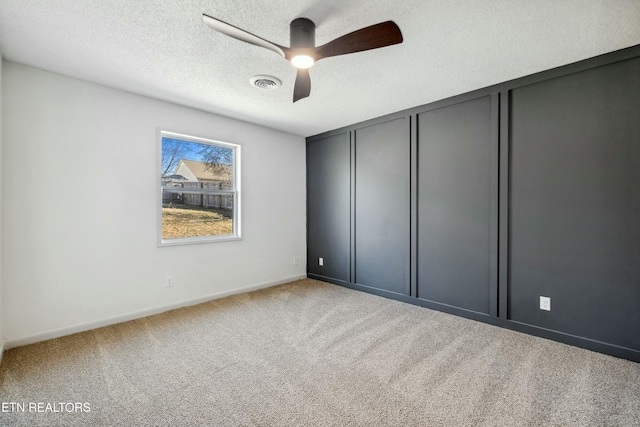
0 342 5 366
4 274 307 350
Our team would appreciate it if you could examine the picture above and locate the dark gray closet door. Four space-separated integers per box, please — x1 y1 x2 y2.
354 118 410 294
417 96 493 314
307 132 351 282
509 57 640 350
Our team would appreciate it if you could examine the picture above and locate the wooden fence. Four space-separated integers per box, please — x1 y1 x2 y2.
162 180 233 210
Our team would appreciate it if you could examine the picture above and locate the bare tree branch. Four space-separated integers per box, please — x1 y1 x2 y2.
199 144 233 184
161 139 192 177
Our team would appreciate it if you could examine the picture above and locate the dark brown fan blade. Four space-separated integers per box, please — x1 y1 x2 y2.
293 68 311 102
314 21 402 59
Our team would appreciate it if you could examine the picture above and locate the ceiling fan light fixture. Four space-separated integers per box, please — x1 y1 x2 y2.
291 54 315 69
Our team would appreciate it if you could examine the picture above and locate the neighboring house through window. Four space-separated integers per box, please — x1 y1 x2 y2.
158 130 241 245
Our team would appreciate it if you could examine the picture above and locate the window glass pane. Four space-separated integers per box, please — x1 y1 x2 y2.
161 201 234 239
160 134 238 242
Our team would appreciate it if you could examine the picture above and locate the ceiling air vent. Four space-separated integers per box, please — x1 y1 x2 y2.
250 75 282 90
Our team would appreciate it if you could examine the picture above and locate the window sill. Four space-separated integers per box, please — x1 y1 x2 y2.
158 234 242 247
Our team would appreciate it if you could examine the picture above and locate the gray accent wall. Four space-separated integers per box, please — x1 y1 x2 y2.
307 44 640 362
417 96 494 314
307 132 351 283
508 57 640 351
354 118 410 295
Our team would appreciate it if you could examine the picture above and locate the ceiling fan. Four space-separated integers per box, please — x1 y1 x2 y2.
202 14 403 102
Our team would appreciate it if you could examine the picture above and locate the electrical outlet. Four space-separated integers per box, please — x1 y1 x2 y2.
293 256 298 266
166 276 173 288
540 296 551 311
319 257 324 266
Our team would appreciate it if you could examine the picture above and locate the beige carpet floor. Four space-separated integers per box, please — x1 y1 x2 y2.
0 278 639 426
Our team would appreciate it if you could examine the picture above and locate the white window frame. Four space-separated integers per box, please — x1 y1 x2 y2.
157 129 242 246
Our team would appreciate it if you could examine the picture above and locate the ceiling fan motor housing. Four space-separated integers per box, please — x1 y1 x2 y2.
290 18 315 48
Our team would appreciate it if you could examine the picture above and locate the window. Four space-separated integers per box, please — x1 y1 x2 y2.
158 130 241 245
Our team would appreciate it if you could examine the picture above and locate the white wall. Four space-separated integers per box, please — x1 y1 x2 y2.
0 56 4 360
2 61 306 346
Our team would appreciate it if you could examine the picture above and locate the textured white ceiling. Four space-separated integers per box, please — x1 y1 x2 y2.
1 0 639 137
